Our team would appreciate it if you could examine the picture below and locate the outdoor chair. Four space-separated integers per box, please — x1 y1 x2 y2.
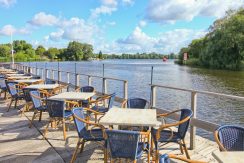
71 108 106 163
22 88 37 116
0 78 7 99
105 129 150 163
151 109 193 161
86 93 116 122
159 154 206 163
214 125 244 151
77 86 95 107
45 79 56 84
126 98 150 109
29 90 49 128
6 82 25 112
44 99 73 140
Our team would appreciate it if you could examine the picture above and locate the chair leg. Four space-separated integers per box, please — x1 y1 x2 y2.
7 99 13 112
43 120 51 139
71 139 81 163
182 139 190 159
4 91 7 99
14 99 18 108
29 111 37 128
104 147 107 163
20 106 25 117
179 141 184 154
79 140 85 153
62 118 66 140
39 111 43 122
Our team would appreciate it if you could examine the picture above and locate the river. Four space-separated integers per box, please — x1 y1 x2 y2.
25 59 244 138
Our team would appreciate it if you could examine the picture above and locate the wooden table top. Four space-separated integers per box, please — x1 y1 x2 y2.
49 92 95 100
99 108 161 127
12 79 44 83
24 84 60 90
5 74 25 77
212 151 244 163
7 76 32 80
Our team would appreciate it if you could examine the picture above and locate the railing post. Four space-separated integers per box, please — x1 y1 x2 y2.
190 91 197 150
67 72 70 84
88 76 92 86
103 78 107 94
45 69 48 80
124 81 128 99
75 74 80 86
151 86 157 107
51 70 55 80
58 71 61 82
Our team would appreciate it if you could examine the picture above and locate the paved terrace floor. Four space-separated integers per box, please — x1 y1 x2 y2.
0 97 219 163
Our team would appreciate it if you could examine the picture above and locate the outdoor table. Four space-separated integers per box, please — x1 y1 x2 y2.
24 84 60 90
99 108 161 127
49 92 95 101
11 79 44 84
1 71 18 74
7 76 32 80
212 151 244 163
5 73 25 77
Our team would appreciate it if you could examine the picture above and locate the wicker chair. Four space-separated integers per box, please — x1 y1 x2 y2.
71 108 106 163
77 86 95 107
127 98 150 109
44 99 73 140
159 154 206 163
0 78 7 99
29 90 48 128
214 125 244 151
105 129 149 163
151 109 193 161
6 82 25 112
86 93 116 122
45 79 56 84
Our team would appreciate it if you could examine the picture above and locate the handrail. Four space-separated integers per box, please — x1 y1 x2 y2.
150 84 244 101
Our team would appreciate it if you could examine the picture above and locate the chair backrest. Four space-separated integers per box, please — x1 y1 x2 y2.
108 93 116 110
105 129 140 160
80 86 94 92
23 88 37 102
6 82 18 97
72 108 87 138
127 98 149 109
30 90 43 109
0 78 6 89
46 99 65 118
177 109 193 139
45 79 56 84
159 154 170 163
215 125 244 151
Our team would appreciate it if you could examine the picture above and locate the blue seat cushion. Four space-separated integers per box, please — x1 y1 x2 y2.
36 106 46 111
81 128 104 141
151 128 181 144
81 100 89 107
64 110 72 118
91 106 108 113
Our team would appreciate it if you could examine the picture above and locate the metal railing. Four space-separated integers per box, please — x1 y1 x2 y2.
150 84 244 149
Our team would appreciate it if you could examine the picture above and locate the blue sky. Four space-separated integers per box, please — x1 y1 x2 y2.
0 0 243 54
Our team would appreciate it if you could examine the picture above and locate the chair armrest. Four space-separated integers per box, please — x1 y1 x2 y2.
157 109 180 118
65 100 80 108
214 130 227 151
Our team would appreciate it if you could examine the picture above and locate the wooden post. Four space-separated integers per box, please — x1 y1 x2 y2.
103 78 107 94
67 72 70 84
151 86 157 107
40 68 43 79
190 91 197 150
124 81 128 99
75 74 80 86
51 70 55 79
45 69 48 80
58 71 61 82
88 76 91 86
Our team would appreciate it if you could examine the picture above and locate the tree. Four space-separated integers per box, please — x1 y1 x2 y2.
35 45 46 58
82 43 93 60
0 45 10 57
98 51 103 59
45 47 59 60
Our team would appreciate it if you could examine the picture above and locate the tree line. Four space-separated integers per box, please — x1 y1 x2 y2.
178 8 244 70
0 40 176 62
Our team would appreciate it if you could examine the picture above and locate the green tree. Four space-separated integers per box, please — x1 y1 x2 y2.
35 45 46 58
0 45 11 57
45 47 59 60
82 43 93 60
98 51 103 59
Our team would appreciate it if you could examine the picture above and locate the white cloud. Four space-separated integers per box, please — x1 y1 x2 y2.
122 0 134 6
145 0 244 23
49 30 64 42
107 21 116 26
0 24 31 36
138 20 147 28
101 0 117 7
29 12 59 26
102 27 206 54
0 0 15 7
90 0 118 18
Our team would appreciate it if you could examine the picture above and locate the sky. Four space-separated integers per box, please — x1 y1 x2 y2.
0 0 244 54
